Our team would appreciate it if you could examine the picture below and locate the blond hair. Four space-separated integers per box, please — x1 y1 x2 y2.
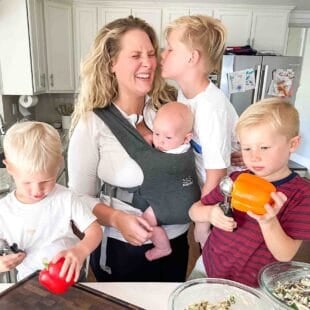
3 121 63 174
165 15 226 75
236 98 300 139
71 15 176 130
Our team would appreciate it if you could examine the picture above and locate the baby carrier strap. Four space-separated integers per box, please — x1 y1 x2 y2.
94 105 200 225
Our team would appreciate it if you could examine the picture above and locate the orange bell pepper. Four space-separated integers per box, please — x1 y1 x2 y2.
231 173 276 215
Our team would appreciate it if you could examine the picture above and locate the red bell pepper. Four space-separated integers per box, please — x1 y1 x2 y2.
39 257 75 294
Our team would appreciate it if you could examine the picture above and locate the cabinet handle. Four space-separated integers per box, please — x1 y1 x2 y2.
50 74 54 87
40 73 46 88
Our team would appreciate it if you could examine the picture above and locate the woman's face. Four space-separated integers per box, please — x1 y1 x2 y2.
111 29 157 99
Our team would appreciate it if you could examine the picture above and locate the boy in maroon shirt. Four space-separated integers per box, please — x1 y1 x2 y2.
189 98 310 287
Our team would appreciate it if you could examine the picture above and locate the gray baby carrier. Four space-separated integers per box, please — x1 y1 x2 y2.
94 105 200 225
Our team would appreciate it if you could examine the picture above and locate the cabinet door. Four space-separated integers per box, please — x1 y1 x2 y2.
28 0 47 93
161 8 189 46
74 6 98 90
0 0 34 94
132 8 162 45
214 9 252 47
45 0 75 92
251 11 290 55
189 8 213 17
97 7 131 30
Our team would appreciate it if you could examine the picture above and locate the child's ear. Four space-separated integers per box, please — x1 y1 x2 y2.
184 132 193 144
3 159 13 175
289 135 301 152
188 50 200 65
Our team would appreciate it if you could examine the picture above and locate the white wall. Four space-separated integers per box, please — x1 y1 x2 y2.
291 28 310 173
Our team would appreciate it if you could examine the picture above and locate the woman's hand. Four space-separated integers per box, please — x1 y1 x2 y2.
209 204 237 232
113 211 153 246
0 252 26 272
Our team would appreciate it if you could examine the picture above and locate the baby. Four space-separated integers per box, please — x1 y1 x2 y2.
143 101 194 260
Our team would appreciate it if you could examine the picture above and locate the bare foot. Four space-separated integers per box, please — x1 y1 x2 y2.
145 247 172 261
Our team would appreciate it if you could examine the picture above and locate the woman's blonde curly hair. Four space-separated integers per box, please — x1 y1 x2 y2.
71 15 176 130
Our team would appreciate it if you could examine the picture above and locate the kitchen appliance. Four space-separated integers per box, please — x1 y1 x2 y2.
220 55 303 115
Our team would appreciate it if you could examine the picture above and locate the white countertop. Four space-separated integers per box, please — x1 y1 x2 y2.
0 282 180 309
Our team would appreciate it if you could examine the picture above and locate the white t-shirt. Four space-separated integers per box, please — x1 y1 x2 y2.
68 101 189 243
178 82 239 186
0 184 96 280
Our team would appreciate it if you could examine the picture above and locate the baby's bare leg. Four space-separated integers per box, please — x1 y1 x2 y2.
142 207 172 261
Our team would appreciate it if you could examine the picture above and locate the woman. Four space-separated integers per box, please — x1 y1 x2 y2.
67 16 190 282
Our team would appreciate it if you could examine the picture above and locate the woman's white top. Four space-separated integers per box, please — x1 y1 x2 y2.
68 100 189 243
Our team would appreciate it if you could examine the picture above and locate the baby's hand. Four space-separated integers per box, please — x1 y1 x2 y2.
247 191 287 224
209 204 237 232
52 247 85 283
0 252 26 272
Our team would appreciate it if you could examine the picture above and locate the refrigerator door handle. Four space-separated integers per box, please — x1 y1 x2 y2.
253 65 262 104
261 65 269 100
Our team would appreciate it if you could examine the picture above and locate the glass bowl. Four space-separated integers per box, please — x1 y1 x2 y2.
259 261 310 310
168 278 275 310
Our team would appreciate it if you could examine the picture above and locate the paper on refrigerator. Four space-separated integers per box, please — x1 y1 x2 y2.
227 68 256 94
268 69 295 97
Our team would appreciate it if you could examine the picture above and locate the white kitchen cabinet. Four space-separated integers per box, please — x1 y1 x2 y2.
132 8 162 44
44 0 75 92
0 0 47 95
74 6 98 90
97 7 131 30
250 11 290 55
161 8 189 45
214 9 253 47
189 8 213 17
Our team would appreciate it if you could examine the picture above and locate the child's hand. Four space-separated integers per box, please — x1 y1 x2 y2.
209 204 237 232
247 191 287 225
51 247 85 283
0 252 26 272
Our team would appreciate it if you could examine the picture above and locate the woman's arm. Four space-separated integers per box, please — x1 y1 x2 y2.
93 203 152 245
68 114 152 245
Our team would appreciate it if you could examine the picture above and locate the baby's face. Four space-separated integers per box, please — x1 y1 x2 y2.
153 116 188 152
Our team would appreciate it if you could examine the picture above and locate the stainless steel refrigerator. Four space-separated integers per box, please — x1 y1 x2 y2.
220 55 303 115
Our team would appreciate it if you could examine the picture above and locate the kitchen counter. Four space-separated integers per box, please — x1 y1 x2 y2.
0 282 180 309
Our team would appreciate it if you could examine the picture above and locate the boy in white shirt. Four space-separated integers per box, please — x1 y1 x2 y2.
0 121 102 281
161 15 239 247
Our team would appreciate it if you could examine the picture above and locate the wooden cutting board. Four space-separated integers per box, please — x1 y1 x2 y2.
0 271 144 309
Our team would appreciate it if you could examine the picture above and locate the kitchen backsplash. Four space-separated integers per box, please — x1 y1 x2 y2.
1 93 75 128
